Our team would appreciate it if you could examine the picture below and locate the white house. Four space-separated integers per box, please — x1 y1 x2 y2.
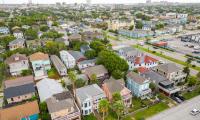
76 84 106 115
13 30 24 39
60 50 76 69
77 59 96 70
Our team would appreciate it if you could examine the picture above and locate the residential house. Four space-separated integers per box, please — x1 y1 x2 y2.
60 50 76 69
126 72 151 99
108 20 134 30
13 29 24 39
77 59 96 70
102 78 132 107
82 31 103 41
50 55 67 76
5 54 29 76
68 51 87 63
0 101 39 120
29 52 51 80
36 78 64 102
76 84 106 115
69 33 82 41
118 29 154 38
118 46 142 59
4 76 35 104
0 27 9 34
127 54 158 70
55 37 69 46
80 45 91 54
83 65 109 82
152 63 187 84
8 38 25 51
46 91 81 120
26 39 42 49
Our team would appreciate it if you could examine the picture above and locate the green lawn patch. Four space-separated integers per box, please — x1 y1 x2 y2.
133 45 200 72
47 68 60 79
183 86 200 100
134 102 169 120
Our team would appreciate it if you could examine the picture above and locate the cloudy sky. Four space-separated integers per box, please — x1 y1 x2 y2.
1 0 200 4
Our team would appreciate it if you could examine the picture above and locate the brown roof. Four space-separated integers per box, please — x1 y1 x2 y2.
4 75 34 88
29 52 49 61
104 79 125 94
5 54 28 64
84 65 108 78
0 101 40 120
126 72 147 84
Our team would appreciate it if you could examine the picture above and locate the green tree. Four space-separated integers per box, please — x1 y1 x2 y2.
75 79 86 88
25 28 38 40
39 102 51 120
90 40 106 53
183 66 190 81
129 25 134 30
21 69 32 76
84 50 97 59
99 99 110 120
112 101 124 120
188 76 197 87
68 71 77 96
197 72 200 80
40 25 49 32
0 35 16 48
111 70 124 79
112 92 122 103
136 21 143 29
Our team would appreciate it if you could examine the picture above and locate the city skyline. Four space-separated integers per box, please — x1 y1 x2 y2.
1 0 200 4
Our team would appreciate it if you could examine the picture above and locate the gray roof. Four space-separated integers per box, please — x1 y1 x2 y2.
80 45 90 51
126 72 149 84
46 91 78 113
76 84 105 102
159 80 174 86
154 63 181 73
4 83 35 99
119 47 136 53
68 51 86 61
119 47 141 57
103 78 125 94
9 38 25 46
141 70 168 85
50 55 66 70
78 59 96 65
84 65 108 78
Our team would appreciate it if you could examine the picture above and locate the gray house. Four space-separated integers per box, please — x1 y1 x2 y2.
50 55 67 76
8 38 26 51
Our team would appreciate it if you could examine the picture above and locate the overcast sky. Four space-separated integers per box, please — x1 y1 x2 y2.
1 0 200 4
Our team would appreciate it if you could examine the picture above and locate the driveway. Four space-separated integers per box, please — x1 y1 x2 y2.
148 95 200 120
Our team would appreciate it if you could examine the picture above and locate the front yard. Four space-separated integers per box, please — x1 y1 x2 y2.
47 68 60 79
182 86 200 100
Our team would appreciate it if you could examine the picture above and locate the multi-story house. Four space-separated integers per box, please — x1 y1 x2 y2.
50 55 67 76
127 54 158 70
29 52 51 80
152 63 187 84
68 51 87 63
4 76 35 104
0 100 39 120
8 38 25 51
13 29 24 39
83 65 109 82
76 84 106 115
0 27 9 34
102 78 132 107
60 50 76 69
46 91 81 120
5 54 29 76
77 59 96 70
126 72 151 99
118 47 142 59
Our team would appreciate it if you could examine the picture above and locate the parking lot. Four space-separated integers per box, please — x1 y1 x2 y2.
148 95 200 120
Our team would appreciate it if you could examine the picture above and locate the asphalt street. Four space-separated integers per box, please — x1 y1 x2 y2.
148 95 200 120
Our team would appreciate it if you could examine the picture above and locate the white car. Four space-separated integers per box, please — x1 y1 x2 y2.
190 109 200 116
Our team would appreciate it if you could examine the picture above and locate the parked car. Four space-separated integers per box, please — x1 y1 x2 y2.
190 109 200 116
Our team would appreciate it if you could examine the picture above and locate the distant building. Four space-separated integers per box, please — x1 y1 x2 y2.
50 55 67 76
13 29 24 39
8 38 25 51
77 59 96 70
0 27 9 34
146 0 151 3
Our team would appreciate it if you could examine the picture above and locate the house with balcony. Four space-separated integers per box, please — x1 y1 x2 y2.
126 72 151 99
102 78 132 107
50 55 67 76
5 54 29 76
8 38 26 51
4 76 35 104
76 84 106 115
158 80 181 96
0 100 39 120
60 50 76 69
46 91 81 120
152 63 187 84
29 52 51 81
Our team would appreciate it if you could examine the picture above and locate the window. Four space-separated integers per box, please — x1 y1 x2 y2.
84 103 87 107
85 110 88 115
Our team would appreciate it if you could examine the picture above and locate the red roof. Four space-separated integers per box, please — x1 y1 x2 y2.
134 55 158 64
137 67 149 73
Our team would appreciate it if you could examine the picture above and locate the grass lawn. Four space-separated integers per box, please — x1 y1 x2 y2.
134 102 169 120
183 86 200 100
133 45 200 72
47 68 60 79
130 98 152 112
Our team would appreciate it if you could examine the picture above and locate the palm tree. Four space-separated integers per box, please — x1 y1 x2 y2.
99 99 109 120
68 71 77 96
112 101 124 120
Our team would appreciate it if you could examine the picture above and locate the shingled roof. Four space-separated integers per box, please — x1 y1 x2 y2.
5 54 28 64
29 52 49 61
